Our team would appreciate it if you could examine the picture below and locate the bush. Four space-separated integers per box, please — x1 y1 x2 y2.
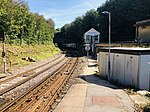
143 104 150 112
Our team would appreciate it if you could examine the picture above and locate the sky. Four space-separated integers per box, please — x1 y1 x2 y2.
25 0 106 28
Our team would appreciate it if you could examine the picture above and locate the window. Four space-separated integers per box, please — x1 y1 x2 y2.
95 35 98 42
86 35 91 42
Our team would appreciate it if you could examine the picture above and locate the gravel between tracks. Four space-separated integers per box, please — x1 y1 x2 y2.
2 58 68 103
48 56 88 111
0 54 64 82
73 57 88 84
0 56 87 109
0 54 66 103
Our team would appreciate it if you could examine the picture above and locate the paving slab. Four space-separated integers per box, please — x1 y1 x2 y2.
54 58 136 112
92 96 120 106
54 84 88 112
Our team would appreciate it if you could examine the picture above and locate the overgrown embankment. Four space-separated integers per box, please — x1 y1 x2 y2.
0 43 60 73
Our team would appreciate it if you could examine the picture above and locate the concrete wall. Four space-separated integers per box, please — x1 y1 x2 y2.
124 55 139 88
112 53 125 85
98 51 150 90
98 52 107 76
139 55 150 90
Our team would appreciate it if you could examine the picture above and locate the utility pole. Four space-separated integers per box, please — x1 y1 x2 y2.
2 32 6 73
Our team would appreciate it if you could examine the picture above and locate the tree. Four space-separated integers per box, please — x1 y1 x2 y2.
0 0 55 45
55 0 150 46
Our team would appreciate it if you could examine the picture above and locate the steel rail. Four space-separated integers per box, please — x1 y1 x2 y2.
26 58 77 112
10 60 72 112
0 59 70 112
0 56 65 95
0 54 63 85
43 58 78 112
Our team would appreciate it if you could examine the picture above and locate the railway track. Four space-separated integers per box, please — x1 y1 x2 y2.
0 57 78 112
0 55 65 96
0 55 63 85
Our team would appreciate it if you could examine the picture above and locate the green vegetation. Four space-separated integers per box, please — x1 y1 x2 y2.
0 0 60 72
54 0 150 47
0 0 55 45
143 104 150 112
0 44 60 72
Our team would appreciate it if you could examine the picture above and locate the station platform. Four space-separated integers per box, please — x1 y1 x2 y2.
54 58 135 112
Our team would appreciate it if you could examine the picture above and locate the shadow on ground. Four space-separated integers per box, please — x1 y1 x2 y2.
78 74 118 89
87 64 97 67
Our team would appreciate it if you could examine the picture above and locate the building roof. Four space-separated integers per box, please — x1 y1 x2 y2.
135 19 150 26
109 47 150 51
84 28 100 36
98 47 150 55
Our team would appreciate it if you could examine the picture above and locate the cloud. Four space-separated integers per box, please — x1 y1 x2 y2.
85 1 95 9
38 0 106 28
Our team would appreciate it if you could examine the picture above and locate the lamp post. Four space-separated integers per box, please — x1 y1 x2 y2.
102 11 111 81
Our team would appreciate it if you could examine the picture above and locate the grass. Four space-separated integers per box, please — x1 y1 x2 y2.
143 104 150 112
124 88 138 95
0 43 60 72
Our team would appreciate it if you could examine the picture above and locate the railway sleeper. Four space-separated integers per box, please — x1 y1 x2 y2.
1 58 77 112
0 57 66 96
43 82 72 109
26 98 32 102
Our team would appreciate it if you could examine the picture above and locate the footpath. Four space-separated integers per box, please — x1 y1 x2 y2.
54 58 135 112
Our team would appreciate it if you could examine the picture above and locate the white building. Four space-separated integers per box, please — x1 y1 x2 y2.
84 28 100 52
135 19 150 42
98 47 150 90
